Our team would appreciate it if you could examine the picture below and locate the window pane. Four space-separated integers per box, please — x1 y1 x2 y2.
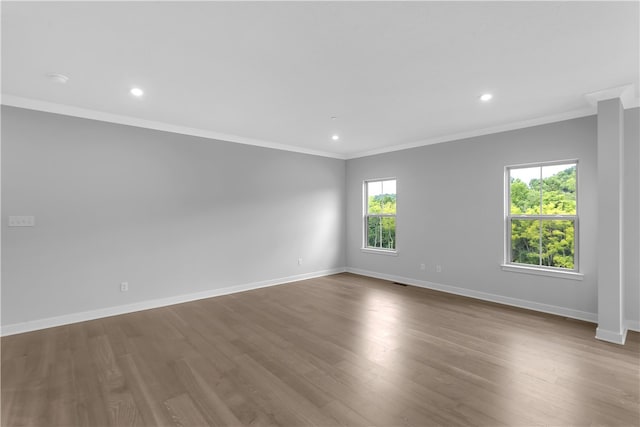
367 180 396 215
367 181 382 214
367 216 380 248
367 181 382 197
511 219 541 265
366 216 396 250
542 164 576 215
541 220 575 269
506 162 578 271
381 217 396 249
381 180 396 196
509 167 541 215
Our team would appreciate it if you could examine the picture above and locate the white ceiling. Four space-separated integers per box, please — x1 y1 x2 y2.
2 1 639 159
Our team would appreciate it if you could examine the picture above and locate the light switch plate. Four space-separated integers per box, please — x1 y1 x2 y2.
9 216 35 227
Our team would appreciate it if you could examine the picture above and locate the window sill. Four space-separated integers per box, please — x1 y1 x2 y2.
361 248 398 256
501 264 583 281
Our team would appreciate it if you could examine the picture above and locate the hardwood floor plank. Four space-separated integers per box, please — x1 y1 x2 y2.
88 334 141 426
45 329 80 427
302 365 456 427
319 399 375 427
2 273 639 426
233 352 339 426
67 323 112 427
163 393 209 427
124 336 188 408
179 352 280 427
171 358 243 427
117 353 173 427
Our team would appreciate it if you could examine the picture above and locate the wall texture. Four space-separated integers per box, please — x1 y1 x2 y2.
347 116 600 319
1 106 346 328
624 107 640 328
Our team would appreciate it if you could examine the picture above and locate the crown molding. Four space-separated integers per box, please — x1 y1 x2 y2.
4 93 638 162
0 94 348 160
584 83 637 108
344 107 597 159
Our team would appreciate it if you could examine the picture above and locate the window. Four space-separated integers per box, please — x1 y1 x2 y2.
506 161 578 272
364 178 396 251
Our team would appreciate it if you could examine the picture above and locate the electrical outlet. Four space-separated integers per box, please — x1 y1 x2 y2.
436 265 442 273
298 258 303 266
420 263 426 270
120 282 129 292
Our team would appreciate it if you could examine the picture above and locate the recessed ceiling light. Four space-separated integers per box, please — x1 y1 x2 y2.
130 87 144 97
47 73 69 84
332 134 340 141
480 93 493 102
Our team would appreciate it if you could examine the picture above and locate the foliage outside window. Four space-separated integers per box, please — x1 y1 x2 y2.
364 179 396 251
507 162 578 271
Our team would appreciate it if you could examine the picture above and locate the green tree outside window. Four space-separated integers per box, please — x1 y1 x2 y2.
365 179 396 250
508 163 577 270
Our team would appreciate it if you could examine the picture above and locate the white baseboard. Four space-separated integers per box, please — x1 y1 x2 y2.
6 266 629 340
595 327 628 345
1 267 346 337
346 267 598 324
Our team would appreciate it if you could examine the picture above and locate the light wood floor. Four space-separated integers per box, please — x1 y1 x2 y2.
2 273 639 426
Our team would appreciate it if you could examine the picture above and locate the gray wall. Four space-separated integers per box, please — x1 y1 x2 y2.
2 105 638 331
347 109 640 327
347 116 600 316
1 106 346 326
624 107 640 327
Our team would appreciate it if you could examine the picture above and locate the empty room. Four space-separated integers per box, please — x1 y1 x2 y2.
1 1 639 426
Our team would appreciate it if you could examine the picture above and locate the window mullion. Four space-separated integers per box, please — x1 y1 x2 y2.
539 166 543 266
539 166 543 215
510 214 576 220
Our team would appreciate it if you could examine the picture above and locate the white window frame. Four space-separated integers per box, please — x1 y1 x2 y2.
362 178 398 255
502 160 583 280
